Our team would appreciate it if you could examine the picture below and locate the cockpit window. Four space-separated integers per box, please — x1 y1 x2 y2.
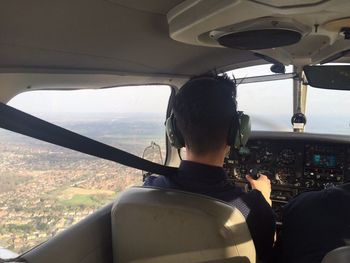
228 64 294 132
0 85 171 254
228 64 350 135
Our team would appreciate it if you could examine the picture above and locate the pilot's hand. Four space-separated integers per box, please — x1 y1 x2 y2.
246 174 272 206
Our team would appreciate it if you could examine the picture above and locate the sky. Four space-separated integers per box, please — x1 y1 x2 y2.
7 64 350 134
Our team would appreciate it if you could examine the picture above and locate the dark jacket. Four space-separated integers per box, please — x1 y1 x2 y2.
272 183 350 263
144 160 276 261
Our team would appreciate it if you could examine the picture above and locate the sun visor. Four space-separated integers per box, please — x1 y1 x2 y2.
304 65 350 90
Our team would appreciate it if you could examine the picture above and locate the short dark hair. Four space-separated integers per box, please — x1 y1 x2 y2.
173 73 237 154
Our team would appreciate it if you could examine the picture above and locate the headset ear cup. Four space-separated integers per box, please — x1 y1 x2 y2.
165 114 185 149
233 113 251 149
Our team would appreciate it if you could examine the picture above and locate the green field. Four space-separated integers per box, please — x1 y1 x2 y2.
59 187 117 207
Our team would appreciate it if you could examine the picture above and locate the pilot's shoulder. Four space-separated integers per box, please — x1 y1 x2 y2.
143 175 175 188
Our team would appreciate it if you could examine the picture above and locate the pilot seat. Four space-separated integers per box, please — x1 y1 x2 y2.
111 187 256 263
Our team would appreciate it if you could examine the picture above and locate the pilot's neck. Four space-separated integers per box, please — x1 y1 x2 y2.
185 147 227 168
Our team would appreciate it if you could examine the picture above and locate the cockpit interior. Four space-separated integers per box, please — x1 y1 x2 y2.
1 1 350 263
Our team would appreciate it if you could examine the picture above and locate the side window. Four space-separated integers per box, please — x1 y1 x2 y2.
0 85 171 254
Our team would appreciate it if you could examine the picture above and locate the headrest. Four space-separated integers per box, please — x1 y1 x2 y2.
321 246 350 263
111 187 256 263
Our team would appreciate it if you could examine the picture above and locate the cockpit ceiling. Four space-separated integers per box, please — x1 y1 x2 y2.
0 0 259 78
1 0 350 82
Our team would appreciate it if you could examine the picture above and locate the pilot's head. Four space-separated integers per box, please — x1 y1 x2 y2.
173 73 237 155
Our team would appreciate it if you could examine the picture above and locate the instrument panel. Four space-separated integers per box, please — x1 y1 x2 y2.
224 132 350 224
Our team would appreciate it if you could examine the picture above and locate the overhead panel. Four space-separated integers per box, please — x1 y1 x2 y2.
167 0 350 67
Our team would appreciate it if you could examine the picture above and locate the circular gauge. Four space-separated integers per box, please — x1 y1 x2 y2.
278 149 296 165
257 147 274 163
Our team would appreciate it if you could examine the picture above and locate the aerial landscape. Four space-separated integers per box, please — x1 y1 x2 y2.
0 112 166 253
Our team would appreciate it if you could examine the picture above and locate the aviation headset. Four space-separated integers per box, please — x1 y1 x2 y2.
165 76 251 150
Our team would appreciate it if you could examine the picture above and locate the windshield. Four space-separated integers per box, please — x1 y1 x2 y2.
228 64 350 135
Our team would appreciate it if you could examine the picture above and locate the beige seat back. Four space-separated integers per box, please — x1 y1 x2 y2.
111 187 256 263
321 246 350 263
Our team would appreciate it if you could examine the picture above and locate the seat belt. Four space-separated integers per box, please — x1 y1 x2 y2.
0 102 178 177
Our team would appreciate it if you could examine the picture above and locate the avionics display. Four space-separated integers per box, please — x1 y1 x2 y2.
312 154 337 167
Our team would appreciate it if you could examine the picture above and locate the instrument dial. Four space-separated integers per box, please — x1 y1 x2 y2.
278 149 296 165
257 147 274 163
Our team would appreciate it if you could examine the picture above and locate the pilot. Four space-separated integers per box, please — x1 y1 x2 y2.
272 182 350 263
144 73 276 261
